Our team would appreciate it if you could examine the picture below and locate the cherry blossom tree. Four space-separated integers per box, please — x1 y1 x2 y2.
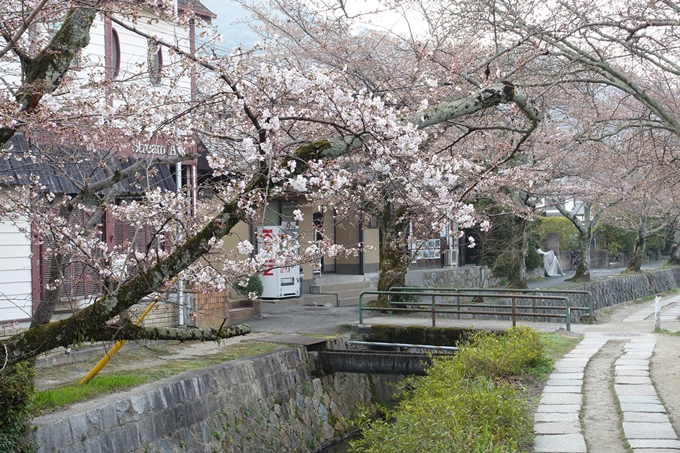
0 0 545 368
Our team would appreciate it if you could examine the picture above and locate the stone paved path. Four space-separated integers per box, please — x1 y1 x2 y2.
533 295 680 453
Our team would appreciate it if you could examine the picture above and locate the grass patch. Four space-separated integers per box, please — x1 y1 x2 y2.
36 375 146 411
352 327 561 453
543 332 582 363
35 341 281 412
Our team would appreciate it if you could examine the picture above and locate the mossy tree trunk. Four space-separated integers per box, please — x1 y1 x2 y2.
669 226 680 265
377 203 410 298
555 201 603 282
624 215 669 273
625 223 647 273
507 215 528 289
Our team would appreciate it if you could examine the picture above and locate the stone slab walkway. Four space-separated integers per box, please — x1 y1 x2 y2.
534 295 680 453
534 337 606 453
623 294 680 323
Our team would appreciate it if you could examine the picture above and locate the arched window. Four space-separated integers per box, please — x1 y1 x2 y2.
148 40 163 85
111 28 120 79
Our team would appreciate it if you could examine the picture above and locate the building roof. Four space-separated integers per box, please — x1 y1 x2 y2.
0 135 177 195
178 0 217 19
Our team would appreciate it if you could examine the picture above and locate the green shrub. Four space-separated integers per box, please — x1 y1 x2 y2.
353 327 547 453
538 217 580 251
452 326 547 379
594 223 636 255
233 275 263 298
0 362 36 453
525 248 542 272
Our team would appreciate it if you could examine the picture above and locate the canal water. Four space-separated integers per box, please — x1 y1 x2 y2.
319 440 352 452
318 434 359 452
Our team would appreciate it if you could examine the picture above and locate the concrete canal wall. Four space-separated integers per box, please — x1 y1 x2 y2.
29 345 398 453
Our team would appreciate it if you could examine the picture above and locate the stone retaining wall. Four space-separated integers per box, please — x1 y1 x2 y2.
468 267 680 324
29 345 396 453
565 267 680 318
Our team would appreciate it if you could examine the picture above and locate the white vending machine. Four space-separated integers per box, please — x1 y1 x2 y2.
257 224 302 299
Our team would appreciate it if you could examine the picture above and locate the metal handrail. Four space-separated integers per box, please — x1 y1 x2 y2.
390 286 593 319
359 290 573 331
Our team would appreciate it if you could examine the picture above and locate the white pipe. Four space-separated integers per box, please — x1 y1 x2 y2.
176 161 184 325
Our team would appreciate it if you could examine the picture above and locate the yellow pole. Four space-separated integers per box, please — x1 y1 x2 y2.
79 300 157 385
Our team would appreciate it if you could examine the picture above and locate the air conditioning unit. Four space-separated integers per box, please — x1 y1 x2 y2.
444 249 458 267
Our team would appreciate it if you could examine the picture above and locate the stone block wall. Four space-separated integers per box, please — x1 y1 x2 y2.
505 267 680 324
128 301 178 329
29 346 395 453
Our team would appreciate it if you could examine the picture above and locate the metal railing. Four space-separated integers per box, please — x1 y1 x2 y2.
391 287 594 319
359 288 582 331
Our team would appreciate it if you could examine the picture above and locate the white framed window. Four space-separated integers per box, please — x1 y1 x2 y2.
148 40 163 85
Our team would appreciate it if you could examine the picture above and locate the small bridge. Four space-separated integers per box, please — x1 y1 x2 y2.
256 335 457 376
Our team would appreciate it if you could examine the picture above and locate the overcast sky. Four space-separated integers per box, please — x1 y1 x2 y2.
199 0 260 53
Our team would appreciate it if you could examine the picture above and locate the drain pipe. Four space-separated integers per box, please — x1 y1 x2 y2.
173 0 185 326
176 160 184 325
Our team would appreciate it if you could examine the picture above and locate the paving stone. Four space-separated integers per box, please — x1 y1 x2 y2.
620 403 667 413
540 393 583 405
549 372 584 379
632 449 680 453
534 422 581 434
628 439 680 449
616 376 652 385
623 354 653 360
616 359 650 367
534 412 580 422
616 369 650 377
616 365 650 371
547 379 584 386
615 384 658 395
618 395 661 404
623 422 678 439
624 412 671 423
534 434 587 452
542 385 582 393
554 363 587 371
536 404 581 413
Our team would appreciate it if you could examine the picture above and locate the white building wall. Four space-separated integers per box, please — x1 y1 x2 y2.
0 220 32 323
0 6 206 325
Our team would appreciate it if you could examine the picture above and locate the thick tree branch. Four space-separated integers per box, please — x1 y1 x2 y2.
0 2 102 144
103 323 252 342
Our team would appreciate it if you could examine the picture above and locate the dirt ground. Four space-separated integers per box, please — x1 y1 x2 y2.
35 331 278 391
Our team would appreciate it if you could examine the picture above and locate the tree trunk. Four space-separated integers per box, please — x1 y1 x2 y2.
570 227 592 282
669 228 680 265
377 203 410 304
507 216 528 289
625 233 646 273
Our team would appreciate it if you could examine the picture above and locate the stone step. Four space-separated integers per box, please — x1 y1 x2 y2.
311 280 374 294
228 307 254 325
262 293 337 306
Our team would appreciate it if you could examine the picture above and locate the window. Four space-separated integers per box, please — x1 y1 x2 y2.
111 28 121 79
148 40 163 85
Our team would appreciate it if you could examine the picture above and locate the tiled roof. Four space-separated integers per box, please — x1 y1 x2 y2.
0 135 177 195
178 0 217 19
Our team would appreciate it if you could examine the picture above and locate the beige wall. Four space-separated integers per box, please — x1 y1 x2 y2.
363 227 380 273
334 217 361 274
